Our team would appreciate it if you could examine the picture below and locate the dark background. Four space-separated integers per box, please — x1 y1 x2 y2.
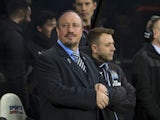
19 0 160 82
1 0 160 82
31 0 160 82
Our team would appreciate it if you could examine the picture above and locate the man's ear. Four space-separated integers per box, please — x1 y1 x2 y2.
91 44 98 53
37 26 42 32
93 2 97 10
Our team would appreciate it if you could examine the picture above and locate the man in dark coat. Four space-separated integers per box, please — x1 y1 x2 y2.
132 15 160 120
0 0 29 110
35 10 109 120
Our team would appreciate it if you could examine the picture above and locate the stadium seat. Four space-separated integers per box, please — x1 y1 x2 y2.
0 93 33 120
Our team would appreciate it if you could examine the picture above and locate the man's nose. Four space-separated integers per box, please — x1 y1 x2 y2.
81 4 87 11
68 25 74 32
112 44 116 51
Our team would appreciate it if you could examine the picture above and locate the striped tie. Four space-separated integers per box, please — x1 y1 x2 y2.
72 52 86 72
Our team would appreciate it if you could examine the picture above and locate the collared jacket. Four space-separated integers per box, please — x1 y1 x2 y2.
92 58 136 120
35 43 104 120
132 43 160 120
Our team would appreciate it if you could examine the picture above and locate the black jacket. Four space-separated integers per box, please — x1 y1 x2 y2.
132 43 160 120
26 30 56 96
92 58 136 120
35 43 103 120
27 30 55 66
0 17 27 107
26 30 56 120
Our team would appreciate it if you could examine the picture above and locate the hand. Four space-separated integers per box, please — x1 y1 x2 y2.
95 83 108 96
95 83 109 109
96 90 109 109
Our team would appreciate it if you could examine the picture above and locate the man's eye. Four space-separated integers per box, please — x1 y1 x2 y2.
105 44 110 47
77 3 82 7
73 24 80 28
62 24 68 27
86 3 90 6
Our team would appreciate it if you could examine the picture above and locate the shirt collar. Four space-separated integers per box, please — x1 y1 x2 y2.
57 40 80 60
91 56 109 68
152 43 160 55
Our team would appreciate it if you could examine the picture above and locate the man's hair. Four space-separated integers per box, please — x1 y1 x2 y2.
87 27 114 46
34 10 56 27
146 15 160 30
56 10 83 28
6 0 29 17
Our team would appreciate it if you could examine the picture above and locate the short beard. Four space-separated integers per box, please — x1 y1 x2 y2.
63 41 78 49
97 54 108 62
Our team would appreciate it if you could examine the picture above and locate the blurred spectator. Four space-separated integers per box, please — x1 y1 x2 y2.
132 15 160 120
26 10 57 120
0 0 30 113
73 0 97 52
27 10 57 67
73 0 97 31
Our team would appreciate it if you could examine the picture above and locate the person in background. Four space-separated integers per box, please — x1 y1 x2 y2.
20 5 32 30
87 27 136 120
73 0 97 51
26 10 57 120
132 15 160 120
35 10 109 120
0 0 29 112
27 10 57 64
73 0 97 31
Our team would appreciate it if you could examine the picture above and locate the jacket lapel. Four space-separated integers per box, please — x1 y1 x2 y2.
81 55 95 87
64 57 89 87
56 44 89 87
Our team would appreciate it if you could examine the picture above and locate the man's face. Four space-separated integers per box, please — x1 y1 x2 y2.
56 12 83 50
153 20 160 46
38 18 57 38
93 33 116 62
19 7 31 24
74 0 97 23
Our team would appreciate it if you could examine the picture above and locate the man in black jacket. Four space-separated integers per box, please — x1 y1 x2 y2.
0 0 29 111
132 15 160 120
35 10 109 120
87 27 136 120
26 10 57 120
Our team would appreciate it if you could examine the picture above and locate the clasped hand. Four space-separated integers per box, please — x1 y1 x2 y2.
95 83 109 109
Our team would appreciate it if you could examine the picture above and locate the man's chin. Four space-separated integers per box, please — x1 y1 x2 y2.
108 58 113 61
64 41 78 48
